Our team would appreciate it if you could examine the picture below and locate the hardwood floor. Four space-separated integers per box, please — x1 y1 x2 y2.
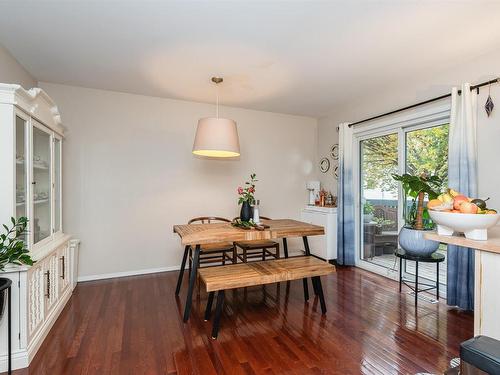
7 267 473 375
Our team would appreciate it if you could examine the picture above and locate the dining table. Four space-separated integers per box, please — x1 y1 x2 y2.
173 219 325 322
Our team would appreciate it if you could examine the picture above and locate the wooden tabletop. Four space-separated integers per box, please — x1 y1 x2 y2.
173 219 325 246
424 226 500 255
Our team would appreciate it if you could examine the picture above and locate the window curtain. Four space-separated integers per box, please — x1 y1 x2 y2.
447 83 477 310
337 123 356 265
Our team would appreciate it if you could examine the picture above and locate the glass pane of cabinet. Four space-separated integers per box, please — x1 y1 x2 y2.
54 138 61 232
33 125 51 244
16 116 27 220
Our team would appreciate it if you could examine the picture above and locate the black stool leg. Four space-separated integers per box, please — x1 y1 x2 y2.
283 238 289 258
175 246 190 295
399 256 402 293
205 291 215 321
314 277 327 314
303 278 309 301
415 261 419 307
436 261 440 300
211 290 225 339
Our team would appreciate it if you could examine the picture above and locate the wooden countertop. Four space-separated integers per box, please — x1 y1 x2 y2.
424 226 500 255
173 219 324 246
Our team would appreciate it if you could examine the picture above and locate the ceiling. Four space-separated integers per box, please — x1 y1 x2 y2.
1 1 500 117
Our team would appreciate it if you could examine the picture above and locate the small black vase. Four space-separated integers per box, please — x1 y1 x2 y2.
240 201 252 222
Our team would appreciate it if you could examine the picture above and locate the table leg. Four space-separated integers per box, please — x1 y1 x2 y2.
8 285 11 375
436 261 440 300
302 236 311 301
211 290 225 339
183 244 200 322
399 256 402 293
204 291 214 321
415 261 419 307
175 245 190 296
282 238 289 258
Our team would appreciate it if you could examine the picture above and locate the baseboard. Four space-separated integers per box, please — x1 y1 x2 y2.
77 265 180 282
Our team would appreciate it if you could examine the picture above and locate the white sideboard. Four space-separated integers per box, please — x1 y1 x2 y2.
300 206 337 261
0 84 78 371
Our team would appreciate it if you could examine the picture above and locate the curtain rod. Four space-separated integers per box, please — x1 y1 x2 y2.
348 78 500 128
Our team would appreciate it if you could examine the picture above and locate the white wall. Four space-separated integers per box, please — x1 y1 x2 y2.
40 82 317 279
0 44 36 88
318 48 500 209
317 117 339 195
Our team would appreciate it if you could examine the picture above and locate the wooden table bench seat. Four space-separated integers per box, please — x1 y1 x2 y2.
199 256 335 338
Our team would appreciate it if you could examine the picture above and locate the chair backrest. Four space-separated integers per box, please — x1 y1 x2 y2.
188 216 230 224
232 216 271 221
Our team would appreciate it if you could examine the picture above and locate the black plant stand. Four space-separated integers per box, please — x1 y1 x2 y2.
395 248 445 307
0 278 12 375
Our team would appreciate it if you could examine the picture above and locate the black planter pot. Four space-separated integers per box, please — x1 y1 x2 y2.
240 201 253 222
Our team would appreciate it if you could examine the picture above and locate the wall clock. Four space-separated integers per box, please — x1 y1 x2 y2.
319 157 330 173
330 144 339 160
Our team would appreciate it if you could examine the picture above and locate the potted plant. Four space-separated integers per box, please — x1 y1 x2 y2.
237 173 257 222
392 173 442 256
0 217 34 320
373 217 395 235
363 201 375 223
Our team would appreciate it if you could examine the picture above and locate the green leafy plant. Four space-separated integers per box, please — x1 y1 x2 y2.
373 217 394 227
0 217 34 271
363 201 374 215
237 173 258 205
392 173 442 230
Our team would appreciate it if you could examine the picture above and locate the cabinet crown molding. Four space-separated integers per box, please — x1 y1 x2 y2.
0 83 64 135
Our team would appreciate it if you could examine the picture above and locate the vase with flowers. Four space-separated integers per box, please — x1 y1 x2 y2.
237 173 257 221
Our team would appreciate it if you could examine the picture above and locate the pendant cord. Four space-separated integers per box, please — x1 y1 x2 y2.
216 84 219 119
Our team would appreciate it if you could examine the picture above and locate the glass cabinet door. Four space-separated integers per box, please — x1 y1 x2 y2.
32 124 52 244
16 115 28 220
54 137 61 233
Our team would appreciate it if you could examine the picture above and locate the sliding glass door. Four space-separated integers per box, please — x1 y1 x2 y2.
357 122 449 285
360 133 399 267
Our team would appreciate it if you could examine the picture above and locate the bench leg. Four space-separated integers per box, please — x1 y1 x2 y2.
211 290 225 339
313 276 327 314
183 245 200 322
204 291 214 321
312 277 320 296
175 245 189 295
303 278 309 301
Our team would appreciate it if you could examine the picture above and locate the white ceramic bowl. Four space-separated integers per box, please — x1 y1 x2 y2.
429 210 500 240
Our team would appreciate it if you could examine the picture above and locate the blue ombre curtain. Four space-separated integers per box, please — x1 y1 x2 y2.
447 84 477 310
337 123 356 265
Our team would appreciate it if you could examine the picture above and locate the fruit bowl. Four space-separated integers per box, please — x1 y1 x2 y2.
429 210 500 240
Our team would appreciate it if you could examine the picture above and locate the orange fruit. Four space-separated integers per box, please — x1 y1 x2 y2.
427 199 442 210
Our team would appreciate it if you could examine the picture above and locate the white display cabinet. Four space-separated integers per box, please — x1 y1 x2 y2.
300 206 337 261
0 84 78 371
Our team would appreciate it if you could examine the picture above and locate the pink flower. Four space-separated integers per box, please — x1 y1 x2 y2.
237 187 244 194
248 187 255 193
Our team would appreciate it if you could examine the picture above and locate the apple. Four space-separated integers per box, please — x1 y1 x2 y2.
453 195 469 210
460 202 479 214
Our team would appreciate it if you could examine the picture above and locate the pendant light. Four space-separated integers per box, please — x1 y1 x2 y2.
192 77 240 158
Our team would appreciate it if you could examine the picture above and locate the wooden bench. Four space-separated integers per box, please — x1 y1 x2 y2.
198 256 336 338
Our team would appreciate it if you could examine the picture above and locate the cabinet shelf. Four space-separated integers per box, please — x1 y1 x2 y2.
17 161 49 170
16 199 49 207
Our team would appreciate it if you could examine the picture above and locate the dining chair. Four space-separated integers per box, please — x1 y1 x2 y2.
233 216 280 262
187 217 236 269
